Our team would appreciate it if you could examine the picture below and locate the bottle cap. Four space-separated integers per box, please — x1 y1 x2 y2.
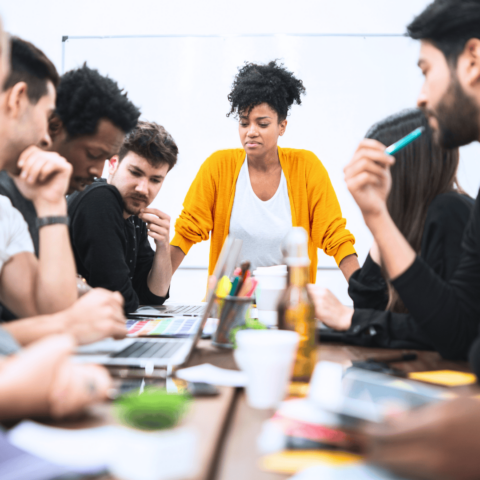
282 227 310 266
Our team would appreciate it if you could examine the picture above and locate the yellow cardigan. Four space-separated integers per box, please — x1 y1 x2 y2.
171 147 356 283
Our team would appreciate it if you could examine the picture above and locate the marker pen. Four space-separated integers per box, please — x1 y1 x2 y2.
385 126 425 156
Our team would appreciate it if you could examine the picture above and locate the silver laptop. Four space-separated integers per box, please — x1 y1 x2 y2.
74 237 242 369
129 304 205 317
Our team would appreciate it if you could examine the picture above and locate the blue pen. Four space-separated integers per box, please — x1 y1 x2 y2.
385 126 425 156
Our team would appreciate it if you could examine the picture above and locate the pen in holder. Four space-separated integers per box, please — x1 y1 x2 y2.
212 295 252 349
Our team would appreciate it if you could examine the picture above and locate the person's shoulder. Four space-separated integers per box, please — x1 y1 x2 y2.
425 192 474 235
204 148 244 166
428 192 474 218
280 147 325 168
68 180 123 216
0 194 17 215
197 149 245 181
0 171 15 194
0 195 29 233
70 180 120 205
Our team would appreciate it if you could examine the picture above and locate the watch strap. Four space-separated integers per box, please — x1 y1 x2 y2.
36 216 70 229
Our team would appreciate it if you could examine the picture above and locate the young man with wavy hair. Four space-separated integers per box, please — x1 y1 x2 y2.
68 121 178 313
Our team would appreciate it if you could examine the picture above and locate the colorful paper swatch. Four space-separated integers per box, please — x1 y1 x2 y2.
126 317 201 337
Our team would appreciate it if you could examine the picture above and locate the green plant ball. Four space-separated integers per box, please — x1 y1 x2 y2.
114 387 191 431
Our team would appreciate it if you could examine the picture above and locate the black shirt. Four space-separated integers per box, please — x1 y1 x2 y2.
0 171 39 255
390 189 480 361
322 192 474 352
67 179 168 314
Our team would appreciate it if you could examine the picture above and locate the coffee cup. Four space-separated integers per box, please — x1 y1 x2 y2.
253 265 287 327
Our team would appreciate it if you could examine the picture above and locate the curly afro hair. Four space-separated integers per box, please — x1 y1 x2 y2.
227 60 306 121
55 65 141 138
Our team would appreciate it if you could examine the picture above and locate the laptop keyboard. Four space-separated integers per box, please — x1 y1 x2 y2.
163 305 205 315
111 341 184 359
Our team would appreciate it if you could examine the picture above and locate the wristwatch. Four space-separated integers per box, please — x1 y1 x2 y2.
36 216 70 229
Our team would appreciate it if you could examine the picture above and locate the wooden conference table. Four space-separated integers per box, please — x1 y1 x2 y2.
49 338 473 480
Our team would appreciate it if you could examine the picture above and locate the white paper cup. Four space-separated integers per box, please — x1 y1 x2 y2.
234 330 299 409
253 265 287 327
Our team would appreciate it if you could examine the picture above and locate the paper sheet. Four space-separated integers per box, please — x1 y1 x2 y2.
289 464 410 480
408 370 477 387
7 421 198 478
0 430 72 480
176 363 247 387
260 450 361 475
7 421 115 474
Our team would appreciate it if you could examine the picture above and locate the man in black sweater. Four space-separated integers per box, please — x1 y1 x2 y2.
344 1 480 479
68 122 178 314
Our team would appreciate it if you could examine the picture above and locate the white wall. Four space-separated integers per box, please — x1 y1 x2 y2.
2 0 433 68
2 0 480 302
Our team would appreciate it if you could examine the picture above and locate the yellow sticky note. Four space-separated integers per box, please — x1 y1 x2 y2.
408 370 477 387
259 450 361 475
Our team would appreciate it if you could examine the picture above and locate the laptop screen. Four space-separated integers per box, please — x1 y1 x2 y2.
124 237 242 340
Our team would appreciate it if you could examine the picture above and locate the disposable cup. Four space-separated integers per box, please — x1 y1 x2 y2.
253 265 287 327
234 330 299 409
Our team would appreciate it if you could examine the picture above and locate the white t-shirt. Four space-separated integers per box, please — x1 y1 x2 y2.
229 160 292 271
0 195 34 273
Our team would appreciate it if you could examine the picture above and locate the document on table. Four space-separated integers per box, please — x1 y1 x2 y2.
0 429 72 480
176 363 248 387
7 421 114 474
7 420 198 479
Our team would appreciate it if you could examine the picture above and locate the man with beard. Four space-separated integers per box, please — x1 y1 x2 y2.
68 121 177 314
0 37 141 256
344 0 480 362
344 1 480 478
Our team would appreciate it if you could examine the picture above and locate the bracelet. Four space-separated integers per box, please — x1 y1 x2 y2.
36 216 70 229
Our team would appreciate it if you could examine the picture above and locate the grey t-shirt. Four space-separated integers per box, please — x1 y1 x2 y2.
0 171 38 256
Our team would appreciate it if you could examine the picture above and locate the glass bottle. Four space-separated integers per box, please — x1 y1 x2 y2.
277 227 317 382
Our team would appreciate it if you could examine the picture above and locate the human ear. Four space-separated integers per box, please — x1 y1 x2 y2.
459 38 480 89
6 82 28 119
108 156 119 175
279 119 288 136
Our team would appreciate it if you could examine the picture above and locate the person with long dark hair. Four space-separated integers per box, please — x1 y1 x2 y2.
170 60 359 283
308 108 473 350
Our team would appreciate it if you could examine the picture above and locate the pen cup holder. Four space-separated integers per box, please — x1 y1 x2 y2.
211 295 252 349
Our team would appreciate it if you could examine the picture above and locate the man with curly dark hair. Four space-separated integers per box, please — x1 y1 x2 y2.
171 60 359 299
67 122 178 314
0 47 140 255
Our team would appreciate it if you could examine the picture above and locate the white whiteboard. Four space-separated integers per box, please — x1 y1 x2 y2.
64 35 480 268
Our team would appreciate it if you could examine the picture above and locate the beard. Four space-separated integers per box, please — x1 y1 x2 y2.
124 195 148 216
425 75 480 149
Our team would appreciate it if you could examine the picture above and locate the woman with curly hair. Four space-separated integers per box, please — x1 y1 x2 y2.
171 60 359 282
